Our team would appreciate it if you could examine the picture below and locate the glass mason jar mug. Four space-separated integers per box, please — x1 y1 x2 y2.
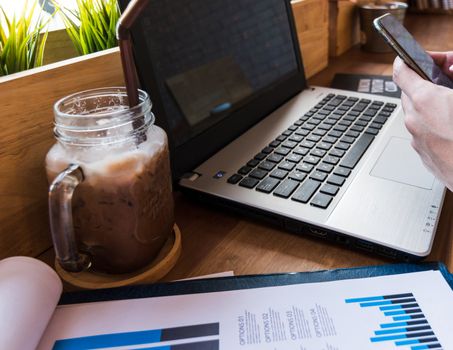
46 88 174 274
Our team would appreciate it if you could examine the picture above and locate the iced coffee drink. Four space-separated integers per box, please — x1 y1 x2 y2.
47 88 174 274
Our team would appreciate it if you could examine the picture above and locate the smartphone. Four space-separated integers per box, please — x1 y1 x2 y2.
374 13 453 89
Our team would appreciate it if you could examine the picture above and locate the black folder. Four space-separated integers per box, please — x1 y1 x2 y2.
60 262 453 305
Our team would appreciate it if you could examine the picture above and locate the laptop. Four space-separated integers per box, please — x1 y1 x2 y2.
119 0 445 260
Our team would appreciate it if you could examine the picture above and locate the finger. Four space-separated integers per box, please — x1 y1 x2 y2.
393 57 431 100
428 51 446 66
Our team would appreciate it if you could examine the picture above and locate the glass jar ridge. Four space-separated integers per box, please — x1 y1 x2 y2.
53 87 154 146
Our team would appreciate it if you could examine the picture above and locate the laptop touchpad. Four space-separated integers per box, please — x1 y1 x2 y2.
370 137 435 189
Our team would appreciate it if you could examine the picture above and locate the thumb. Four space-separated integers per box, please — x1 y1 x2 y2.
393 57 431 100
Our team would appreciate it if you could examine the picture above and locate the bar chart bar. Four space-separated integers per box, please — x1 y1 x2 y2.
53 323 220 350
133 339 220 350
345 293 443 349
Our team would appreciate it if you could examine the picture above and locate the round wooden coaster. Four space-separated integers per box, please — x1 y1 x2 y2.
55 224 182 290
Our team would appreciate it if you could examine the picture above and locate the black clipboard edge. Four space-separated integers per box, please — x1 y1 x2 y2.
59 262 452 305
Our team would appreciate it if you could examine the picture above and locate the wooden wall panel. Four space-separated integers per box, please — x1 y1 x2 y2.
292 0 329 78
0 48 124 259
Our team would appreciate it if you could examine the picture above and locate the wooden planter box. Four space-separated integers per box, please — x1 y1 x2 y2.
0 48 124 259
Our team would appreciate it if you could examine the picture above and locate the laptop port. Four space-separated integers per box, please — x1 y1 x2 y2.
377 246 398 258
308 227 328 237
354 239 374 252
336 235 349 245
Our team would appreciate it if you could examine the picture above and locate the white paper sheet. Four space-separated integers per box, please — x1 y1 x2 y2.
0 257 62 350
38 270 453 350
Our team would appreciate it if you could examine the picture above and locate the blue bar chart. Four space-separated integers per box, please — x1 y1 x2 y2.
345 294 442 349
52 323 220 350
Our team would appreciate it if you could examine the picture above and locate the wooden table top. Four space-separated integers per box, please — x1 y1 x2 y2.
161 13 453 280
39 14 453 282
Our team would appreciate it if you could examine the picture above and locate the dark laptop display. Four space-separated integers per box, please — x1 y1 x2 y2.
119 0 306 177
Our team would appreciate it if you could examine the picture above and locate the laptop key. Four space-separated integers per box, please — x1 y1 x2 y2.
324 155 340 165
311 149 326 158
310 171 328 182
282 140 298 149
270 169 288 180
329 149 345 158
301 123 315 131
340 133 374 169
333 166 351 177
340 136 355 144
320 184 339 196
365 127 379 136
249 169 268 180
267 153 284 163
318 123 332 131
294 147 309 156
317 142 332 150
259 161 276 171
311 193 333 209
287 153 303 163
275 147 291 156
238 166 252 175
328 130 342 138
313 128 327 136
256 177 280 194
292 179 321 203
254 152 267 161
350 125 364 132
247 159 260 167
289 134 304 142
304 155 321 165
227 174 243 184
262 146 273 154
345 130 360 138
274 179 300 198
239 177 259 189
276 135 287 142
317 163 334 173
307 135 321 143
373 116 388 124
269 140 280 148
279 161 296 171
282 129 293 136
289 171 307 182
327 174 346 187
297 163 314 173
335 142 350 151
370 122 382 130
295 128 311 136
300 140 316 149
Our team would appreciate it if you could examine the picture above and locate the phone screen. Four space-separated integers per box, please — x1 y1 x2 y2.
377 14 453 89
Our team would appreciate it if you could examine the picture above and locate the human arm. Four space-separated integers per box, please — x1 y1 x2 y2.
392 55 453 191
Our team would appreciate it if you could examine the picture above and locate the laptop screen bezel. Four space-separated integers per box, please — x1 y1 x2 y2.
118 0 308 179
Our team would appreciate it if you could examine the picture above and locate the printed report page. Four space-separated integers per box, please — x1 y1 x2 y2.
38 270 453 350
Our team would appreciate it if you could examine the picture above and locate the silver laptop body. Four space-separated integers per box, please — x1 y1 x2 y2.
122 0 445 260
180 86 445 259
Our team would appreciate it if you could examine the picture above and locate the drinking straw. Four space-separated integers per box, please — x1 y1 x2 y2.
117 0 149 108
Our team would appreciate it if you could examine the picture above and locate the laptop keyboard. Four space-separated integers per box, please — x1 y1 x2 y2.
226 93 397 209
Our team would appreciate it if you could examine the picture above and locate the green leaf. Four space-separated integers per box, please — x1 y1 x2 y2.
0 1 53 75
56 0 119 55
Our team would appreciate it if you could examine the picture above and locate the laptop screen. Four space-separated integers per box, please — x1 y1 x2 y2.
120 0 306 177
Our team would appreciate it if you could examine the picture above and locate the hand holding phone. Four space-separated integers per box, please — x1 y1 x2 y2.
374 13 453 89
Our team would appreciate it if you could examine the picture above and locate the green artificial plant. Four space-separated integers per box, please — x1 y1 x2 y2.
0 1 51 76
56 0 120 55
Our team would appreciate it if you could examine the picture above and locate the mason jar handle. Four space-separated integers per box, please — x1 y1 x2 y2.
48 164 91 272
